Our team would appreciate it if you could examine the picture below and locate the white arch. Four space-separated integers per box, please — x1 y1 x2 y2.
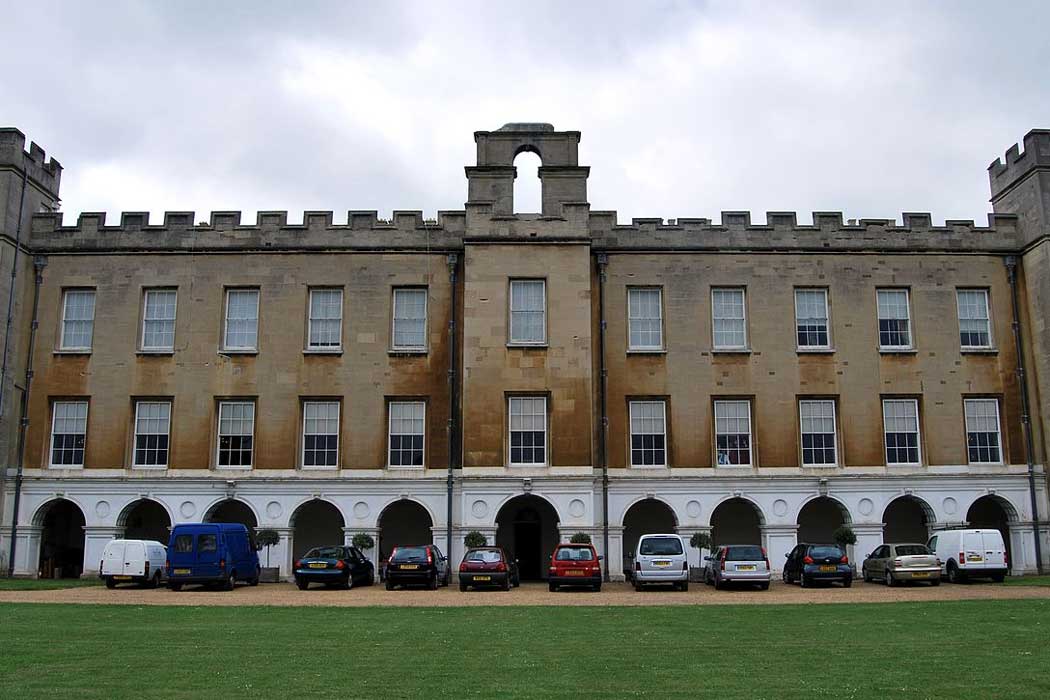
794 494 854 525
376 497 437 529
618 495 679 528
31 496 87 527
491 492 563 528
708 495 768 528
881 494 936 525
116 497 174 528
966 493 1021 524
288 497 346 528
201 496 260 525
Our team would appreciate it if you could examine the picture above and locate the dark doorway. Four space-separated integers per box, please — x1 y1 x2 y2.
204 499 258 530
797 497 849 543
882 496 932 544
710 498 763 547
496 495 560 580
622 499 677 561
120 499 171 542
36 499 85 579
967 495 1014 562
377 500 433 562
291 500 345 561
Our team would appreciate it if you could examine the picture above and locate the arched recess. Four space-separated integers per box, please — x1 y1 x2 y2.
118 499 172 543
377 500 433 563
513 149 542 214
495 494 560 580
966 494 1017 561
797 496 851 543
204 499 258 530
290 499 345 562
710 497 765 547
622 498 678 564
34 498 86 579
882 496 935 544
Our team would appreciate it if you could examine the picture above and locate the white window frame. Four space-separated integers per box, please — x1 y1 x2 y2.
140 289 177 352
301 400 340 469
957 288 993 350
711 287 748 350
713 399 752 467
508 396 548 467
799 399 838 467
132 400 172 469
876 289 913 350
306 288 344 351
222 288 259 352
629 400 667 468
59 289 96 351
216 400 255 469
882 398 922 466
627 287 664 351
794 288 831 350
391 288 428 351
964 398 1003 465
387 400 426 468
49 400 89 469
509 279 547 346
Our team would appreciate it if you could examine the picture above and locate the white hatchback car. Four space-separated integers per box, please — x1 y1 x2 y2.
631 534 689 591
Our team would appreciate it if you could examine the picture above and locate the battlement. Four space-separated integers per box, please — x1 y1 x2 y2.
988 129 1050 202
0 128 62 196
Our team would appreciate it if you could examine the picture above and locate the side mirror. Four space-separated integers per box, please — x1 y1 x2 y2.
866 553 873 559
703 556 712 562
598 555 604 561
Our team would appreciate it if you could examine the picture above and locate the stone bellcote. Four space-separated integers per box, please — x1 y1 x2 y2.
465 123 589 216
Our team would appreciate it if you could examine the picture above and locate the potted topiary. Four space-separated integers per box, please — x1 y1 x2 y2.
689 531 713 582
463 530 487 549
569 532 591 544
351 533 377 583
255 529 281 583
834 525 858 575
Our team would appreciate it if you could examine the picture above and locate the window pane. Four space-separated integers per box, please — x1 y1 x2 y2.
957 290 991 348
510 281 546 343
964 398 1001 463
800 400 836 465
308 289 342 348
630 400 666 466
303 401 339 467
389 401 425 467
883 399 920 464
218 402 255 467
509 397 546 465
714 400 751 466
134 401 171 467
393 289 427 349
795 289 829 348
61 290 96 349
877 290 911 348
628 289 663 350
224 290 259 349
142 290 177 350
712 289 746 349
51 401 88 467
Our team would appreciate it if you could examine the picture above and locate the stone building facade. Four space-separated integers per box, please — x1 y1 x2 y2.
1 123 1048 580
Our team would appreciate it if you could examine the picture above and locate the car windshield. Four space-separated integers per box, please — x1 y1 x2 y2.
809 546 844 559
555 547 594 562
894 545 930 556
726 545 764 561
639 537 683 556
391 547 428 562
465 549 503 563
306 547 345 559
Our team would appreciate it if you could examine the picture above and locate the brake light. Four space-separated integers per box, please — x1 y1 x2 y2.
496 562 507 572
165 559 170 570
720 549 727 571
762 547 770 570
427 549 433 564
893 558 903 567
803 555 814 565
635 561 641 571
959 552 966 564
682 561 688 571
459 562 468 572
840 555 849 564
144 560 150 574
335 560 345 570
294 560 302 569
219 559 226 569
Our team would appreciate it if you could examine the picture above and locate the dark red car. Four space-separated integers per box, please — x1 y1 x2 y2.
548 543 602 592
458 547 520 591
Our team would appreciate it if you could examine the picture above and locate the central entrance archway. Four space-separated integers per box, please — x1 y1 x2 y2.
967 495 1016 562
35 499 85 579
710 498 764 547
119 499 172 543
622 498 677 562
290 500 345 562
495 495 560 580
204 499 258 530
377 500 433 563
882 496 934 544
797 497 850 543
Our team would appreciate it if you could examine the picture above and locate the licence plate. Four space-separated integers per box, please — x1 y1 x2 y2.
173 568 191 575
401 564 419 570
566 570 585 576
308 562 327 569
968 556 983 562
653 561 671 567
736 565 756 571
911 572 929 578
819 565 836 572
113 575 132 580
474 575 491 581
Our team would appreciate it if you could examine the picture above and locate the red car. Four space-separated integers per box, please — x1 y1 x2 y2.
548 543 602 592
458 547 520 591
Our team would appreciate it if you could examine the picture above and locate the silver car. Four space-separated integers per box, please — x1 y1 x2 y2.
631 534 689 591
704 544 772 590
862 543 941 586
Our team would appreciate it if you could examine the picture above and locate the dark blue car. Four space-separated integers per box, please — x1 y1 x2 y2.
783 543 853 588
294 545 375 590
166 523 260 591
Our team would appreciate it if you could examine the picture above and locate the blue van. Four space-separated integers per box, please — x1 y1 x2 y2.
166 523 260 591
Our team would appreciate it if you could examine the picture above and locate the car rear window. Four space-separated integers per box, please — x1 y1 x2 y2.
306 546 345 559
391 547 427 561
198 534 217 553
173 535 192 553
639 537 683 556
555 547 594 561
808 545 844 558
465 549 503 563
725 545 764 561
894 545 930 556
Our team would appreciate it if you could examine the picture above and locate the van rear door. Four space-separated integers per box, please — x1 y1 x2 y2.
124 541 146 576
195 530 222 578
101 541 125 576
981 531 1007 569
962 531 987 569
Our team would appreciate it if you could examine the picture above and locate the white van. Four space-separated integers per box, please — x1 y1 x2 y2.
100 539 167 588
631 533 689 591
927 529 1008 583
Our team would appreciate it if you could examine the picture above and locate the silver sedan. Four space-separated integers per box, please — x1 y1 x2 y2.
862 543 941 586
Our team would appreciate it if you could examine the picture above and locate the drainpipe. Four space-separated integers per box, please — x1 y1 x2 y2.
446 253 458 559
1005 255 1043 574
7 255 46 577
0 168 28 417
596 252 610 581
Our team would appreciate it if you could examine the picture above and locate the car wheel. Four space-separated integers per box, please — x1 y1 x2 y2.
105 577 116 590
459 582 468 592
428 574 438 590
592 584 601 592
513 576 520 588
799 574 808 588
781 569 790 584
633 580 643 592
248 574 259 587
385 580 394 591
759 582 770 591
296 578 309 591
714 577 724 591
548 582 557 592
150 572 161 589
862 567 873 583
681 581 689 592
223 572 236 592
842 577 852 588
885 569 896 587
992 572 1006 583
168 582 182 592
502 578 511 592
343 575 354 591
947 561 963 584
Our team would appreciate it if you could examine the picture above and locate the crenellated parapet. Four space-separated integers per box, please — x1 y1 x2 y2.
0 128 62 197
589 210 1021 253
29 209 467 252
989 129 1050 202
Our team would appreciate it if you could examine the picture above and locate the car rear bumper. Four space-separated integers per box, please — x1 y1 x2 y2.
549 574 602 587
960 566 1008 577
460 572 509 586
802 565 852 581
387 568 437 584
718 570 772 583
102 573 153 583
295 569 349 583
634 569 688 583
890 567 941 580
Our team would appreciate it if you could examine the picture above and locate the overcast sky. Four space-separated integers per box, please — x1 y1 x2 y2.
2 1 1048 226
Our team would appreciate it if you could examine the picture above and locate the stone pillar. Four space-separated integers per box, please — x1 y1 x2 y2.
1007 521 1050 575
344 526 380 582
0 525 42 577
82 526 124 577
606 525 624 581
762 524 798 574
265 527 292 580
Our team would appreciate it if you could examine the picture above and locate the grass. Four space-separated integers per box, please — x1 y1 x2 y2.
1005 575 1050 587
0 577 102 591
1 601 1049 699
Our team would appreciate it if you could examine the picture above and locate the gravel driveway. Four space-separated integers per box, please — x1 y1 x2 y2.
2 579 1048 607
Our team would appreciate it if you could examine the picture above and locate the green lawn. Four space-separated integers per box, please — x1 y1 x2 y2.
1004 575 1050 587
1 601 1048 699
0 577 102 591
